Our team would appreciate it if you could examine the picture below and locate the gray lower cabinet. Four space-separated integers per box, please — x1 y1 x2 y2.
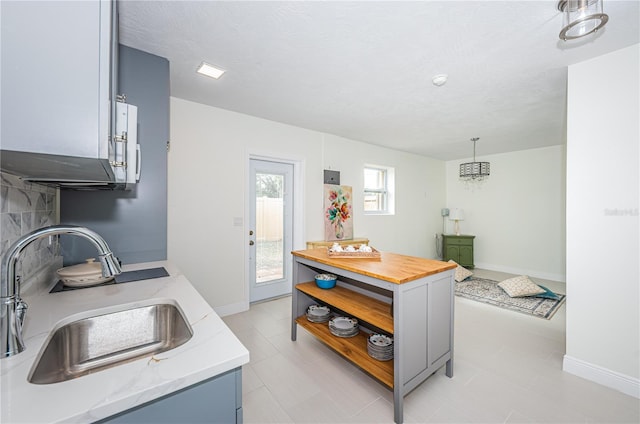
97 367 242 424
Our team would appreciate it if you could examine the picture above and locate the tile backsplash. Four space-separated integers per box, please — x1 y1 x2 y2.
1 172 60 290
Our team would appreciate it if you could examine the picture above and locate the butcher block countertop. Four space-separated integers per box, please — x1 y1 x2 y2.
292 248 456 284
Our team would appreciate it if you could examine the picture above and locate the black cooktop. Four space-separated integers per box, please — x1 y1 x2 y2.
50 267 170 293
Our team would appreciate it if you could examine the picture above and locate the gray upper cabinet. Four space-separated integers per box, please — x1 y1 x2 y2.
1 0 112 158
0 0 139 188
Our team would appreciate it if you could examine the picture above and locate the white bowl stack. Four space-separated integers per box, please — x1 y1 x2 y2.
367 333 394 361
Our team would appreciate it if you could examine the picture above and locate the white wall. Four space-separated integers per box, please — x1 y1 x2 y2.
564 44 639 398
319 134 446 257
445 145 566 281
168 98 446 313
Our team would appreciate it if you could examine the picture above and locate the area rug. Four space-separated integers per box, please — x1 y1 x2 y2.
455 277 566 320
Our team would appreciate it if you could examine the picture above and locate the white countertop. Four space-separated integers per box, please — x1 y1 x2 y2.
0 261 250 423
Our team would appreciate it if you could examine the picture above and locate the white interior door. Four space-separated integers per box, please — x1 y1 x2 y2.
249 159 294 302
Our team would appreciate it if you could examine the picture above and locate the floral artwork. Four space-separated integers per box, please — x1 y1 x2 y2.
324 184 353 240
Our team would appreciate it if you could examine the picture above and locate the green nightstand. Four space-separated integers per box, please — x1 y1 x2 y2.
442 234 475 268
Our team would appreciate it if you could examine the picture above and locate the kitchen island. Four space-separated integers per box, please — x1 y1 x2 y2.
291 248 456 424
0 261 249 423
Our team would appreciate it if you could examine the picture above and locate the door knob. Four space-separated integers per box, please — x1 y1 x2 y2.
249 240 254 246
249 230 254 236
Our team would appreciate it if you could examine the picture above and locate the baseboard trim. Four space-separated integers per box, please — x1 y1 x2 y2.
474 261 565 283
563 355 640 399
214 301 249 317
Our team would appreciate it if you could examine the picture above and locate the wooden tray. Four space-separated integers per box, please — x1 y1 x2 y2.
327 245 381 259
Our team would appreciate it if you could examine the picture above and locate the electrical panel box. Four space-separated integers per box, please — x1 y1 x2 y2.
324 170 340 185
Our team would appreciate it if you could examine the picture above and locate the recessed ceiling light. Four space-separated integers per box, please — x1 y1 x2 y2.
197 62 225 79
432 74 448 87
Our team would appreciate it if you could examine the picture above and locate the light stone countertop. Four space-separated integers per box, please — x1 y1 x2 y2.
0 261 250 423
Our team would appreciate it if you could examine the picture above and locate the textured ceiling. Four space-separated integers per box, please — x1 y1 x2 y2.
118 1 640 160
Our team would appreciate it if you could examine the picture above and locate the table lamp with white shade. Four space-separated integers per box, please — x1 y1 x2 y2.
449 208 465 236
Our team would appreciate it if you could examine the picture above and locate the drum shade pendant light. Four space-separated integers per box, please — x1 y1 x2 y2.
557 0 609 41
459 137 490 183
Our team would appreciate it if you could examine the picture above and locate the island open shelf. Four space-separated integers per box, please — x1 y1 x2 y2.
291 248 456 424
295 281 393 334
294 316 394 388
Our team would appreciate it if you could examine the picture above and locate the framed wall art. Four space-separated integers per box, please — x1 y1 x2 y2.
324 184 353 240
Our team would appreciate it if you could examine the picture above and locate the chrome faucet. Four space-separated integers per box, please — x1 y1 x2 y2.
1 225 121 358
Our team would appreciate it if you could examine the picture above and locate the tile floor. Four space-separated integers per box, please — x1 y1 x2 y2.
222 269 640 423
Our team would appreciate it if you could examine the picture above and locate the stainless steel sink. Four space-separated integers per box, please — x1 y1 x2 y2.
28 301 193 384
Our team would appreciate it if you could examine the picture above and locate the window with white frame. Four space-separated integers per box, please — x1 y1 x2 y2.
364 165 395 215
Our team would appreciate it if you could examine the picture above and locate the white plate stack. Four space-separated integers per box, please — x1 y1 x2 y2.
328 316 359 337
306 305 331 323
367 333 394 361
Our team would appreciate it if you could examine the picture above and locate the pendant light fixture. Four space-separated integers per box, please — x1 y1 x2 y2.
557 0 609 41
459 137 490 183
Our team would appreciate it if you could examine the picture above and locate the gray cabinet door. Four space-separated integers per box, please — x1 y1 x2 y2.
97 368 242 424
1 0 111 158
